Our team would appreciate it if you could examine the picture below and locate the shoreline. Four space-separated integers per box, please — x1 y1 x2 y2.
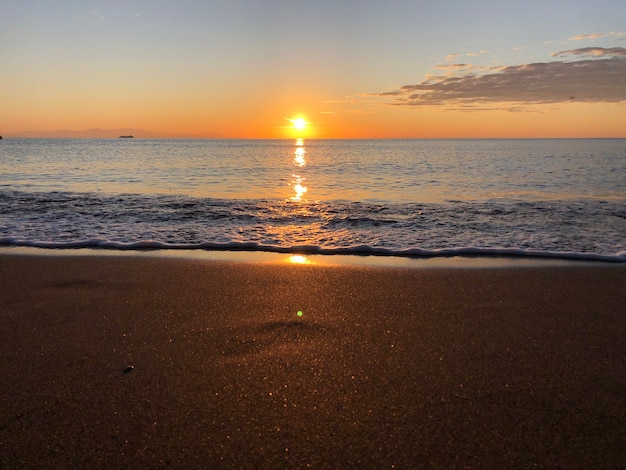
1 245 621 269
1 252 625 467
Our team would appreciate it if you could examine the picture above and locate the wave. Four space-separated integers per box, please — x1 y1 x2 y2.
1 190 625 263
1 237 625 263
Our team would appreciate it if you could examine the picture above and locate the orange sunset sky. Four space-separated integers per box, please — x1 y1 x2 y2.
1 0 625 139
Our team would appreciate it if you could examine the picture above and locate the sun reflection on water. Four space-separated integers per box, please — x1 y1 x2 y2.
291 176 307 201
291 139 308 201
294 146 306 167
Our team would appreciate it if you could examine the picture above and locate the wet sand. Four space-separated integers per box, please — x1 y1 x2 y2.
1 252 625 468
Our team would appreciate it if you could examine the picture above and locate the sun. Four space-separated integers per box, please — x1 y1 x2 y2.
284 116 310 137
293 118 307 130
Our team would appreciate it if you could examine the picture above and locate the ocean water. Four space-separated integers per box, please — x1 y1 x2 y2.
1 138 625 261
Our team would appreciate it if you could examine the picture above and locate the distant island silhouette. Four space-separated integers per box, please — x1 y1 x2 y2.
3 128 224 139
119 135 134 138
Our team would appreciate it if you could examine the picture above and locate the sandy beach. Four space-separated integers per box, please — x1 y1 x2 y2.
1 251 624 468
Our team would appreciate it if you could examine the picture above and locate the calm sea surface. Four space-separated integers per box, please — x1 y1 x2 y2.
1 138 625 261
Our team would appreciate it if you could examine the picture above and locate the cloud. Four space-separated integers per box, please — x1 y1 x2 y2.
445 53 461 62
369 47 626 109
431 63 492 77
552 47 626 58
322 97 360 104
568 33 605 41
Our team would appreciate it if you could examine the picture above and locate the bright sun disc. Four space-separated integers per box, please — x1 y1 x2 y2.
293 118 306 130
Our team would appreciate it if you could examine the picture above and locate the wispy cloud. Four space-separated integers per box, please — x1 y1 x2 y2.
551 47 626 58
322 97 360 104
445 53 461 62
568 33 605 41
431 63 492 76
318 108 371 116
322 96 376 115
368 47 626 110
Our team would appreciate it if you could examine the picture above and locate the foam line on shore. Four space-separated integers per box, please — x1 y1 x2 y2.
1 238 625 263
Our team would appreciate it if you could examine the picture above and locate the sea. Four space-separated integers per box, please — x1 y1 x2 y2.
1 138 625 262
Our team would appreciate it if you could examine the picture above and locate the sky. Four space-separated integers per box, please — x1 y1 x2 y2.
1 0 625 138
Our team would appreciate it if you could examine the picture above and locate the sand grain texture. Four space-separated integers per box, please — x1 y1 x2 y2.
1 254 625 468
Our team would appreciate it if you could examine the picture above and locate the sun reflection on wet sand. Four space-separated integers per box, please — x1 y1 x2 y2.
285 254 313 264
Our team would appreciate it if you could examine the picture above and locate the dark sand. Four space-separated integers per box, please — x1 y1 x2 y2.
1 252 625 468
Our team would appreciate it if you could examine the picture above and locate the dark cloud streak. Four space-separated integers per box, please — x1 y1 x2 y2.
372 47 626 110
552 47 626 58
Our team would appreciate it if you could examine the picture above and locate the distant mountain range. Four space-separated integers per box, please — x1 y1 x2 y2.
4 128 224 138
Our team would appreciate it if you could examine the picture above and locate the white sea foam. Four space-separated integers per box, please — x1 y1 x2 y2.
1 237 625 262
